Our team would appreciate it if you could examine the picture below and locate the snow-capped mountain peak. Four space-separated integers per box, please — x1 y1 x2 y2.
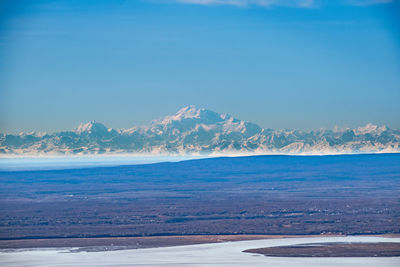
355 123 388 135
75 121 111 134
1 106 399 155
175 105 203 119
157 105 225 126
158 105 203 124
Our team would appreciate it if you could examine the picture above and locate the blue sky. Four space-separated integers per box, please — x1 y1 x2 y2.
0 0 399 133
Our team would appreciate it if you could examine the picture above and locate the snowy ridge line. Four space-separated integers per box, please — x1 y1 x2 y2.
1 106 399 155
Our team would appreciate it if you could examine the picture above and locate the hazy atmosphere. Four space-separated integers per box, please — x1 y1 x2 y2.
1 0 400 133
1 1 400 266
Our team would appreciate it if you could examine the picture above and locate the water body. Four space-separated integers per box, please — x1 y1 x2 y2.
1 236 399 267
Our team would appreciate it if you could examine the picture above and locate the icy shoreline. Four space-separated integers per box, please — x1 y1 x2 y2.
1 236 399 267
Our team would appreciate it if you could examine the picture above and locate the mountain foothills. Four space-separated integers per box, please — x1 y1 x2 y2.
1 106 399 155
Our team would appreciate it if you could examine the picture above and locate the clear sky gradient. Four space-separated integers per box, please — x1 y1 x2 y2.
1 0 399 133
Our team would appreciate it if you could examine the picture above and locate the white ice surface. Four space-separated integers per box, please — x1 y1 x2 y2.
1 236 400 267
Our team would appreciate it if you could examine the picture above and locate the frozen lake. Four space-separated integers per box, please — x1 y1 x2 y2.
1 236 399 267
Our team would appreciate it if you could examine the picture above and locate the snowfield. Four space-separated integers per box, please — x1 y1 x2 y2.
1 236 399 267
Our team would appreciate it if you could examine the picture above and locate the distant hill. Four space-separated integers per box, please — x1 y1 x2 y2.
1 105 399 155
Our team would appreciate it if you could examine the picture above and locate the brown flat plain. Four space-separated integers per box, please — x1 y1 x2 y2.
0 234 342 250
2 234 398 250
243 242 400 257
1 155 399 250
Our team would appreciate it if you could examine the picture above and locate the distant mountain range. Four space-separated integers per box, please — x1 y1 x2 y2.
1 106 399 155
